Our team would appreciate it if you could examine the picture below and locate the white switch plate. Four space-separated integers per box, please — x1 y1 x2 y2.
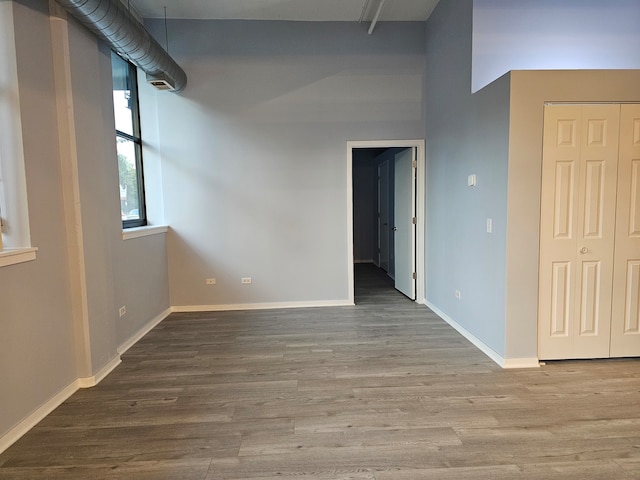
486 218 493 233
241 277 252 284
455 290 461 300
119 306 126 317
467 174 477 187
206 278 216 285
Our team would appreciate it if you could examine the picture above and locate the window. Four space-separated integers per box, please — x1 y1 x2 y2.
0 2 33 259
111 51 146 228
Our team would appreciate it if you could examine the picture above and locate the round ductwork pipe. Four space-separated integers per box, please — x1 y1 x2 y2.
55 0 187 93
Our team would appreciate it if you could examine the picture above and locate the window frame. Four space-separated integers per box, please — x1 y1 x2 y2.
112 52 147 229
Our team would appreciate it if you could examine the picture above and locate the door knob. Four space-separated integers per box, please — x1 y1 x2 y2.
580 246 588 254
392 227 397 231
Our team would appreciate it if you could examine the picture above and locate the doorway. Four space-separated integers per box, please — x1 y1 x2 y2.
347 140 425 305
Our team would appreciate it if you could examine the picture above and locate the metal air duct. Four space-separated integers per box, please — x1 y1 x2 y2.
54 0 187 93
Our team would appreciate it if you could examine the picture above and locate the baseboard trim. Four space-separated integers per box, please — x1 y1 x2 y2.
173 299 354 313
0 380 79 454
502 357 541 369
424 301 539 369
117 307 172 356
76 355 122 389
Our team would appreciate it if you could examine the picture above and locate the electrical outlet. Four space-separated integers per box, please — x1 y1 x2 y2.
119 305 126 317
454 290 461 300
205 278 216 285
241 277 252 284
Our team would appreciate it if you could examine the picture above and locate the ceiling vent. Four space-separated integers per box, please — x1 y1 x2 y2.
146 73 176 91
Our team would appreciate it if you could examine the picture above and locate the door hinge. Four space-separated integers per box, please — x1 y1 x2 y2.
412 160 417 168
412 217 417 224
412 272 417 280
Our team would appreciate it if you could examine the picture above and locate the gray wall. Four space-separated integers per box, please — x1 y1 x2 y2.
1 2 170 448
424 0 511 356
144 20 426 308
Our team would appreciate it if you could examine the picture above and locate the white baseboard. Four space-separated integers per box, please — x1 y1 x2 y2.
117 307 172 355
76 355 122 389
0 380 79 454
173 299 354 313
424 301 539 369
501 357 541 369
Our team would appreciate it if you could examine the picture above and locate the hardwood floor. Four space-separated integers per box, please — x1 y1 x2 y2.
2 263 640 479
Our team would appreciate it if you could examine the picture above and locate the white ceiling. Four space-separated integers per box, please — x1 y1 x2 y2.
131 0 440 22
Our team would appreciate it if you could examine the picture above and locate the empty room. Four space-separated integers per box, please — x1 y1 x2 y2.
1 0 640 478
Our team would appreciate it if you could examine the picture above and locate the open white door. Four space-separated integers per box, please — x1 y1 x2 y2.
393 148 416 300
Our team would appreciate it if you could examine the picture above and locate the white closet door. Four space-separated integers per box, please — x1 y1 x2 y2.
538 104 620 360
610 104 640 357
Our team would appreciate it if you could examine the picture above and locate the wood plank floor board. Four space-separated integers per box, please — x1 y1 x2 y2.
237 426 462 456
0 459 213 480
615 457 640 478
374 460 635 480
1 435 240 468
205 444 451 479
1 263 640 479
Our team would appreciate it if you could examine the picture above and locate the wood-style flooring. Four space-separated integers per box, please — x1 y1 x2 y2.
1 263 640 479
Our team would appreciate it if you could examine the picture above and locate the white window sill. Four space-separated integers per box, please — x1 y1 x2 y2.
0 247 38 268
122 225 168 240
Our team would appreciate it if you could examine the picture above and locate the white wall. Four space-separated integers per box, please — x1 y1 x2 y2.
144 19 426 308
424 0 511 358
472 0 640 92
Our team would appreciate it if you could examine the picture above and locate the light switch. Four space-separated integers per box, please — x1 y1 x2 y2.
486 218 493 233
467 174 477 187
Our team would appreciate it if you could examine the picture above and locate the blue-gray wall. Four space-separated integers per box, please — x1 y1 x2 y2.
424 0 511 357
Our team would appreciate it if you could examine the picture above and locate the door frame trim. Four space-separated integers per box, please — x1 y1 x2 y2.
347 139 426 304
